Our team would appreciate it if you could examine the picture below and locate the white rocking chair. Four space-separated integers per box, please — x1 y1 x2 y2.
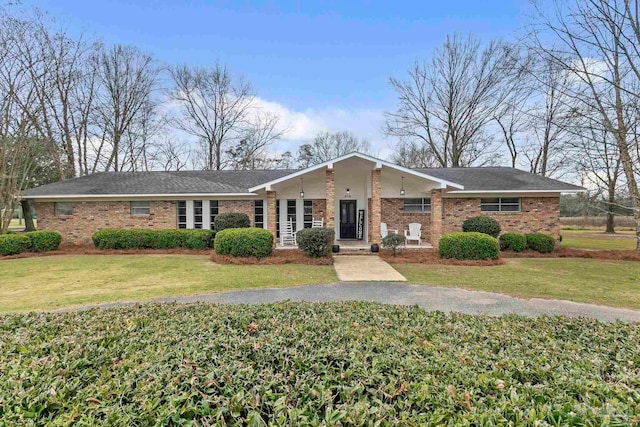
312 218 324 228
404 223 422 245
380 222 398 239
280 219 297 246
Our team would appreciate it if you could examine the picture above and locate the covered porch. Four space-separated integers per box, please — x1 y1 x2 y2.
249 153 462 248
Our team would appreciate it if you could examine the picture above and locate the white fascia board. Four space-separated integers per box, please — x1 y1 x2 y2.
26 192 258 199
445 189 587 196
248 151 465 192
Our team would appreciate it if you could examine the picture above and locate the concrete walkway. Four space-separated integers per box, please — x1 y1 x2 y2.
69 282 640 322
333 255 406 281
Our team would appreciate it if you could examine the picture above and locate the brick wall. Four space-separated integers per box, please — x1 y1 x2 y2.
370 169 382 243
325 169 335 229
218 200 254 219
312 199 326 222
381 198 431 242
35 201 176 245
442 196 561 238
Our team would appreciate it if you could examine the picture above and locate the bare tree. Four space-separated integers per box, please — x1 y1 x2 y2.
90 44 159 172
390 139 440 168
532 0 640 249
225 111 285 169
169 63 256 170
295 130 370 166
385 34 516 167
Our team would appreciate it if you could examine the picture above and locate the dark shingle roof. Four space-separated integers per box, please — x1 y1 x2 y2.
23 166 584 197
23 170 297 196
416 167 584 192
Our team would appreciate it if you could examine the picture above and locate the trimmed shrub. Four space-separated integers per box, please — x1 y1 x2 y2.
462 216 501 238
499 233 527 252
382 233 406 256
214 227 273 258
0 234 31 255
92 229 215 250
526 233 556 253
296 227 335 258
26 231 62 252
214 213 250 232
439 232 500 260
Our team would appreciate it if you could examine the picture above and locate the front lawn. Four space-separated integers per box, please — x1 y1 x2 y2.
0 255 337 312
561 228 637 250
1 302 638 425
394 258 640 309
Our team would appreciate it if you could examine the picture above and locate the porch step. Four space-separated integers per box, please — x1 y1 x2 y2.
334 248 377 255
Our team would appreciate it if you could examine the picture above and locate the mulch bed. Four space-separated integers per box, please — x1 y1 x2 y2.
379 249 504 266
211 249 334 265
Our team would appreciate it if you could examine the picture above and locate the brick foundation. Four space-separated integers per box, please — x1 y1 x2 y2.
35 201 176 245
442 197 561 238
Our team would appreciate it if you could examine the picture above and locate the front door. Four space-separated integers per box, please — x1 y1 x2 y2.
340 200 357 239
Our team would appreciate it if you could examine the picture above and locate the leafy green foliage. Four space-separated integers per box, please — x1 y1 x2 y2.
91 229 215 250
295 227 335 257
214 212 251 232
382 233 406 256
0 302 638 425
526 233 556 253
25 230 61 252
214 227 273 258
499 233 527 252
439 232 500 260
0 234 31 255
462 216 501 237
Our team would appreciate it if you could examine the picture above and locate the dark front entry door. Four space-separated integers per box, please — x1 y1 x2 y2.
340 200 357 239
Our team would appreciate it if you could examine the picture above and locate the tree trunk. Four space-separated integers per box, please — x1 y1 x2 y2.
605 184 616 234
21 199 36 232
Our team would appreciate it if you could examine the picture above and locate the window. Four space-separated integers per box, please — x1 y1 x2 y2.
54 202 73 216
403 198 431 213
276 200 280 238
210 200 219 230
130 201 150 216
481 197 521 212
303 200 313 228
177 201 187 228
287 199 296 230
193 200 203 229
254 200 265 228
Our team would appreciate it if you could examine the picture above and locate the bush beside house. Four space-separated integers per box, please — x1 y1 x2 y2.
462 216 501 238
214 228 273 258
439 232 500 260
26 231 62 252
214 213 250 232
0 234 32 255
526 233 556 253
499 233 527 252
92 229 215 250
296 227 335 258
382 233 406 256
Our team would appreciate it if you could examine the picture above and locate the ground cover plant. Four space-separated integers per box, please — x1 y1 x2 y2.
0 302 638 425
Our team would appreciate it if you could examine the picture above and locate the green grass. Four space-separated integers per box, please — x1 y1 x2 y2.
394 258 640 309
1 302 638 425
0 255 337 312
561 228 637 250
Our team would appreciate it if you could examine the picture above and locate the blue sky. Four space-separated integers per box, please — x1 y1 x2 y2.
24 0 531 156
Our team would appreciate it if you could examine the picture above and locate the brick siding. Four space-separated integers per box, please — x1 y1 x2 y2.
381 198 431 242
442 196 561 238
218 200 254 220
312 199 326 222
35 201 176 245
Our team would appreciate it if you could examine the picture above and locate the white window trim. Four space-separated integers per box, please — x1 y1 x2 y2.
54 201 73 216
130 201 151 216
403 197 431 213
480 197 521 212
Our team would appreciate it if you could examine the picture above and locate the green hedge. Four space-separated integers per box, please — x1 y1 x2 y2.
26 230 62 252
439 232 500 260
214 227 273 258
462 215 501 237
526 233 556 253
92 229 215 250
296 227 335 258
214 212 251 232
0 234 31 255
499 233 527 252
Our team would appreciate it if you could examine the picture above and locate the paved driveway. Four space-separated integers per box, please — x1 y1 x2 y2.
71 282 640 322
